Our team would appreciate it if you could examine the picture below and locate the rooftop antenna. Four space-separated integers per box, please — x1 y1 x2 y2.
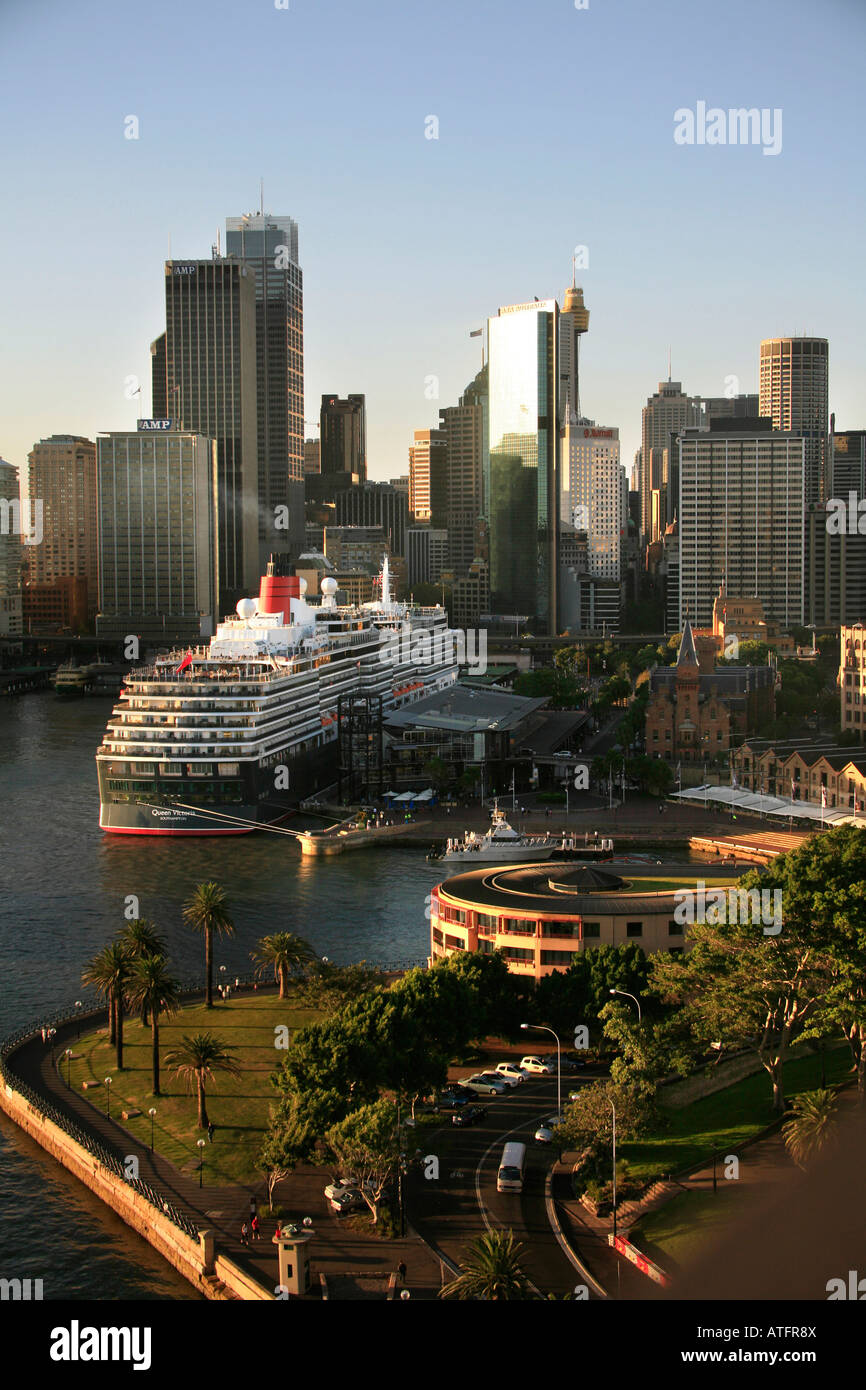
260 177 264 219
668 345 672 381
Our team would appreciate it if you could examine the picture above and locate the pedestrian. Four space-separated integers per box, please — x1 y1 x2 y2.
275 1224 282 1240
240 1222 249 1246
397 1260 407 1284
251 1214 260 1241
207 1122 215 1143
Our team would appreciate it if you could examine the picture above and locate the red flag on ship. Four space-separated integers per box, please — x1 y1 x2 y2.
175 649 193 674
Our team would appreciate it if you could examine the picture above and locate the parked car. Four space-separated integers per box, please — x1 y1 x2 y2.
568 1088 584 1102
480 1068 519 1089
520 1056 554 1075
495 1063 529 1084
540 1053 586 1073
329 1188 366 1214
436 1090 471 1111
534 1114 565 1144
458 1073 508 1096
324 1177 374 1202
452 1103 487 1127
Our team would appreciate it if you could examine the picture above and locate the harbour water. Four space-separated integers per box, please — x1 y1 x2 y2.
0 693 441 1299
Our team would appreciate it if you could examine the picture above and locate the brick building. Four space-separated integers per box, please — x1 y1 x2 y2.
645 619 775 764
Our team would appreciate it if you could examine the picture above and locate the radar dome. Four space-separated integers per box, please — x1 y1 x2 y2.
321 577 338 596
236 598 257 619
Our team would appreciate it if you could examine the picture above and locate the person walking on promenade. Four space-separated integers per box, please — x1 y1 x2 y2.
397 1260 407 1284
207 1122 215 1143
251 1214 260 1241
240 1222 249 1246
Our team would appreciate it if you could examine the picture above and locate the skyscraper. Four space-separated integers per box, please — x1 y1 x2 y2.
156 258 258 602
225 212 305 565
829 429 866 496
96 428 218 643
0 459 23 637
408 427 446 523
640 379 703 541
678 419 805 629
26 435 98 618
335 480 408 557
487 298 559 633
438 364 487 578
759 337 829 504
559 421 625 633
558 283 590 422
320 395 366 483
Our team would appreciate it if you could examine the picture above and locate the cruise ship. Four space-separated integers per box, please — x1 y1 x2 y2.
96 558 458 834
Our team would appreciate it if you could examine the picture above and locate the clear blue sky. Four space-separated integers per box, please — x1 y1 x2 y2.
1 0 863 483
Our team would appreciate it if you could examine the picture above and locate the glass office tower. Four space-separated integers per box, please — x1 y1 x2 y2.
225 213 305 568
487 300 558 633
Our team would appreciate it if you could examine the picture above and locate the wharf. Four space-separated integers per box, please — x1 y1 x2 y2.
298 796 813 864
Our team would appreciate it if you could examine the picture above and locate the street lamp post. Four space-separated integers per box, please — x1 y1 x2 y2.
104 1076 112 1117
65 1048 72 1088
520 1022 561 1118
609 988 641 1026
608 1096 617 1240
148 1107 156 1151
197 1137 206 1188
74 1000 83 1039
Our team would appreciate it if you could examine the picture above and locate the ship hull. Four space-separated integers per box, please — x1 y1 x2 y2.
98 742 338 835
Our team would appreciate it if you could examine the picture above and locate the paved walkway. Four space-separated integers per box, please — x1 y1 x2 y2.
8 1014 446 1300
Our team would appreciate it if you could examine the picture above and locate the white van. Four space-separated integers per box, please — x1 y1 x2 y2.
496 1141 527 1193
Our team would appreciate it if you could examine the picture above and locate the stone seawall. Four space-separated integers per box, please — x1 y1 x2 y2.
0 1076 249 1300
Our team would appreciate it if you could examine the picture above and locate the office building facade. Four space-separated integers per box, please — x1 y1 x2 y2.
155 258 258 602
438 364 487 577
408 427 447 524
96 429 218 644
334 480 408 558
320 394 366 483
678 421 805 629
0 460 23 637
804 502 866 627
225 213 305 566
488 299 559 633
407 527 449 586
640 380 703 541
25 434 98 620
759 336 829 504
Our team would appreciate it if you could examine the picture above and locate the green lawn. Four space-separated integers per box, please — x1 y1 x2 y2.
620 1043 852 1183
64 992 323 1185
620 874 733 894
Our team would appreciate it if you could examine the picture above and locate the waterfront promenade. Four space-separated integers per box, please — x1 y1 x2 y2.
313 793 811 861
4 1000 446 1300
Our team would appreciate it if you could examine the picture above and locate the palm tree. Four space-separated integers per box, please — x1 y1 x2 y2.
81 940 131 1070
165 1032 241 1130
117 920 167 1024
183 882 234 1008
439 1229 533 1301
782 1087 841 1167
250 932 316 998
126 955 179 1096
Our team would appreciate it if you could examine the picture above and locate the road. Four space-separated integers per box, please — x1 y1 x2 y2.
406 1073 596 1298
